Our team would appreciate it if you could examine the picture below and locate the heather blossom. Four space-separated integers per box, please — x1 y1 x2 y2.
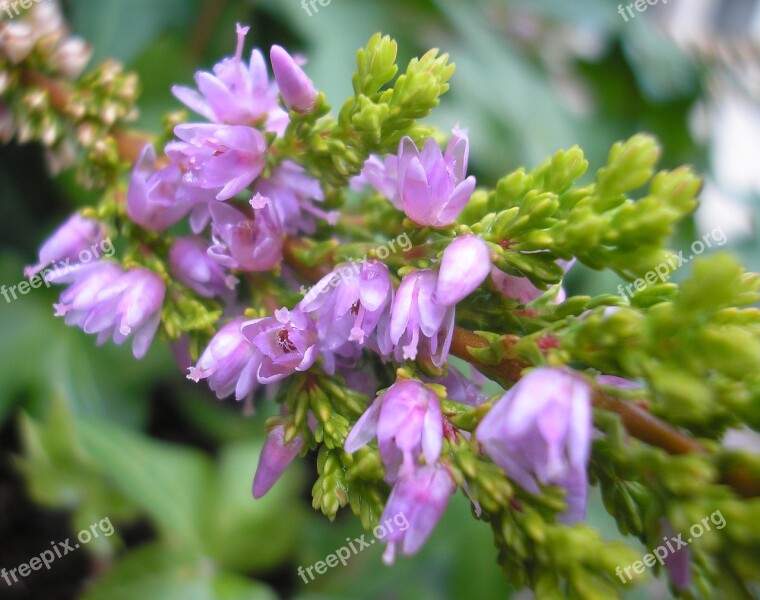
51 262 165 360
172 24 288 134
397 126 476 227
207 194 284 272
424 366 488 407
269 45 318 114
345 379 443 483
491 259 575 304
254 160 338 235
389 269 455 367
379 464 456 564
252 424 304 499
187 318 261 400
435 234 492 306
127 144 212 232
476 367 593 524
242 308 318 383
298 260 393 372
169 236 238 298
351 154 401 208
169 123 267 201
25 213 107 279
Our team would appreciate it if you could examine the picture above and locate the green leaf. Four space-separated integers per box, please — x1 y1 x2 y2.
77 418 214 552
203 440 306 572
80 543 277 600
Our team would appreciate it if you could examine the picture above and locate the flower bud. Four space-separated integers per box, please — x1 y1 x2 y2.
270 45 317 114
436 235 491 306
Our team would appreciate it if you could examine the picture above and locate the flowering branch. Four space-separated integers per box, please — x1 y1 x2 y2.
5 8 760 597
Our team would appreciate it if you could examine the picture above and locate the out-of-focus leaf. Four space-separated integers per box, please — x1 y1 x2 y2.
78 418 214 552
204 439 307 572
79 542 278 600
68 0 195 66
15 396 139 557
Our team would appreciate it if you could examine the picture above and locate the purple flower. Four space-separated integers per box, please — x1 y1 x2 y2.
424 366 488 407
476 367 592 524
596 375 640 389
207 194 283 272
379 464 456 564
662 520 691 590
299 260 393 373
169 123 267 201
436 235 491 306
242 308 318 383
172 24 288 134
397 127 476 227
351 154 401 208
188 318 261 400
491 259 575 304
270 45 318 114
252 424 304 498
170 236 238 298
25 214 107 279
52 263 165 359
345 379 443 483
389 270 455 367
127 144 210 232
254 160 337 235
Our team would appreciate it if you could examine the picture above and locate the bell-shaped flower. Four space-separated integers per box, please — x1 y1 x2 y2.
188 318 261 400
424 366 488 407
252 424 304 498
389 269 455 367
345 379 443 483
51 263 165 359
170 236 238 298
298 260 393 372
172 24 287 134
254 160 337 235
126 144 210 232
491 259 575 304
25 214 106 278
207 194 283 272
169 123 267 201
379 464 456 564
242 308 318 383
662 519 691 590
476 367 592 524
435 235 491 306
397 127 476 227
350 154 401 208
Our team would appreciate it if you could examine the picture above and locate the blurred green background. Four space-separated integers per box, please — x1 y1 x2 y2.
1 0 759 598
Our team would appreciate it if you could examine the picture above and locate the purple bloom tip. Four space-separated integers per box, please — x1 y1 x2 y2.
270 45 318 114
476 367 593 524
436 235 491 306
252 424 304 498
